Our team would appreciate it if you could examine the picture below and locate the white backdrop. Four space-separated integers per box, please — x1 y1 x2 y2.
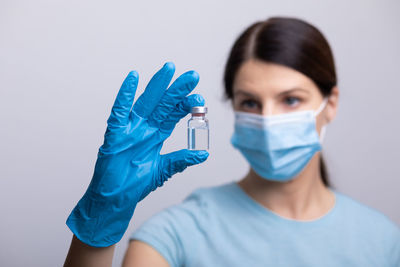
0 0 399 266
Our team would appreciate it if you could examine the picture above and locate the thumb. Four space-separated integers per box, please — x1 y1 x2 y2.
159 149 209 181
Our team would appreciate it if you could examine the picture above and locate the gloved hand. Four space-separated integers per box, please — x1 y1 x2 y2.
66 62 209 247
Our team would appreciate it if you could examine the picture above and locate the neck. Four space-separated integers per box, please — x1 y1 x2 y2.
237 153 335 220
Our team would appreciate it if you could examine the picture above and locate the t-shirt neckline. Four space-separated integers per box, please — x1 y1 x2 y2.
228 181 340 227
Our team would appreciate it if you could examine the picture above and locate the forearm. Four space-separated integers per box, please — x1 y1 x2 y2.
64 235 115 267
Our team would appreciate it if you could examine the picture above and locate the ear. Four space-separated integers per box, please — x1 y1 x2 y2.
325 86 339 123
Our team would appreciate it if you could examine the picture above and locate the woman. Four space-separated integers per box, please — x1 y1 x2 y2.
64 17 400 267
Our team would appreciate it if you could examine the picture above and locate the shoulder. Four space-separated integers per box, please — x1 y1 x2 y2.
129 182 237 267
133 181 236 231
334 190 400 254
334 190 399 232
184 181 238 206
173 181 239 223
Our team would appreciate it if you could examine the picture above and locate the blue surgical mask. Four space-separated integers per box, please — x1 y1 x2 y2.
230 98 328 182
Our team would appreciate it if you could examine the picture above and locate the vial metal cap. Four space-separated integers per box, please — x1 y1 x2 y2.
191 106 208 114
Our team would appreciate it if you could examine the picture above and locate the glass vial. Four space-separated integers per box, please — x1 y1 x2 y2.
188 106 209 150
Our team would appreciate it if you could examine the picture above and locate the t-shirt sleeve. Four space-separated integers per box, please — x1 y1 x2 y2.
129 189 209 267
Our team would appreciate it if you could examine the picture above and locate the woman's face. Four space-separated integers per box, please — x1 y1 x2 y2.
232 59 338 132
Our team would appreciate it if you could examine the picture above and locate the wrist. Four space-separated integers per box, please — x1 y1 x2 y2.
66 192 137 247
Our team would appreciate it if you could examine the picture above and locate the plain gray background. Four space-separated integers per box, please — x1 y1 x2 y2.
1 0 399 266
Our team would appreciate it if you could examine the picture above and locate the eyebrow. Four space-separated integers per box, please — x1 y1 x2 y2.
234 87 310 98
234 90 259 98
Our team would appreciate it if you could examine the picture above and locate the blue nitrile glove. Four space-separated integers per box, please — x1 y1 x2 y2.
66 62 209 247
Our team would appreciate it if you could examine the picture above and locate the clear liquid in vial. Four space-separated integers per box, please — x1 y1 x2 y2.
188 127 209 150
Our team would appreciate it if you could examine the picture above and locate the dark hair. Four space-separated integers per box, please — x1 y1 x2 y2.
223 17 337 187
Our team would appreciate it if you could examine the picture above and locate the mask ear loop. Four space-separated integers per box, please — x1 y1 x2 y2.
314 97 329 116
314 97 329 143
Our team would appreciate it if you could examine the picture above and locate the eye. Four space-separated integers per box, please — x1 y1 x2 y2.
240 99 260 110
283 96 301 107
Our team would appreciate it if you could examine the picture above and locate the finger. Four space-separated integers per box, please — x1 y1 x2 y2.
133 62 175 118
149 70 199 124
158 149 209 185
107 71 139 126
160 94 205 132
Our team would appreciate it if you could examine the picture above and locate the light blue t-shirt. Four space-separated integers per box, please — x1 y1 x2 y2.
130 182 400 267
